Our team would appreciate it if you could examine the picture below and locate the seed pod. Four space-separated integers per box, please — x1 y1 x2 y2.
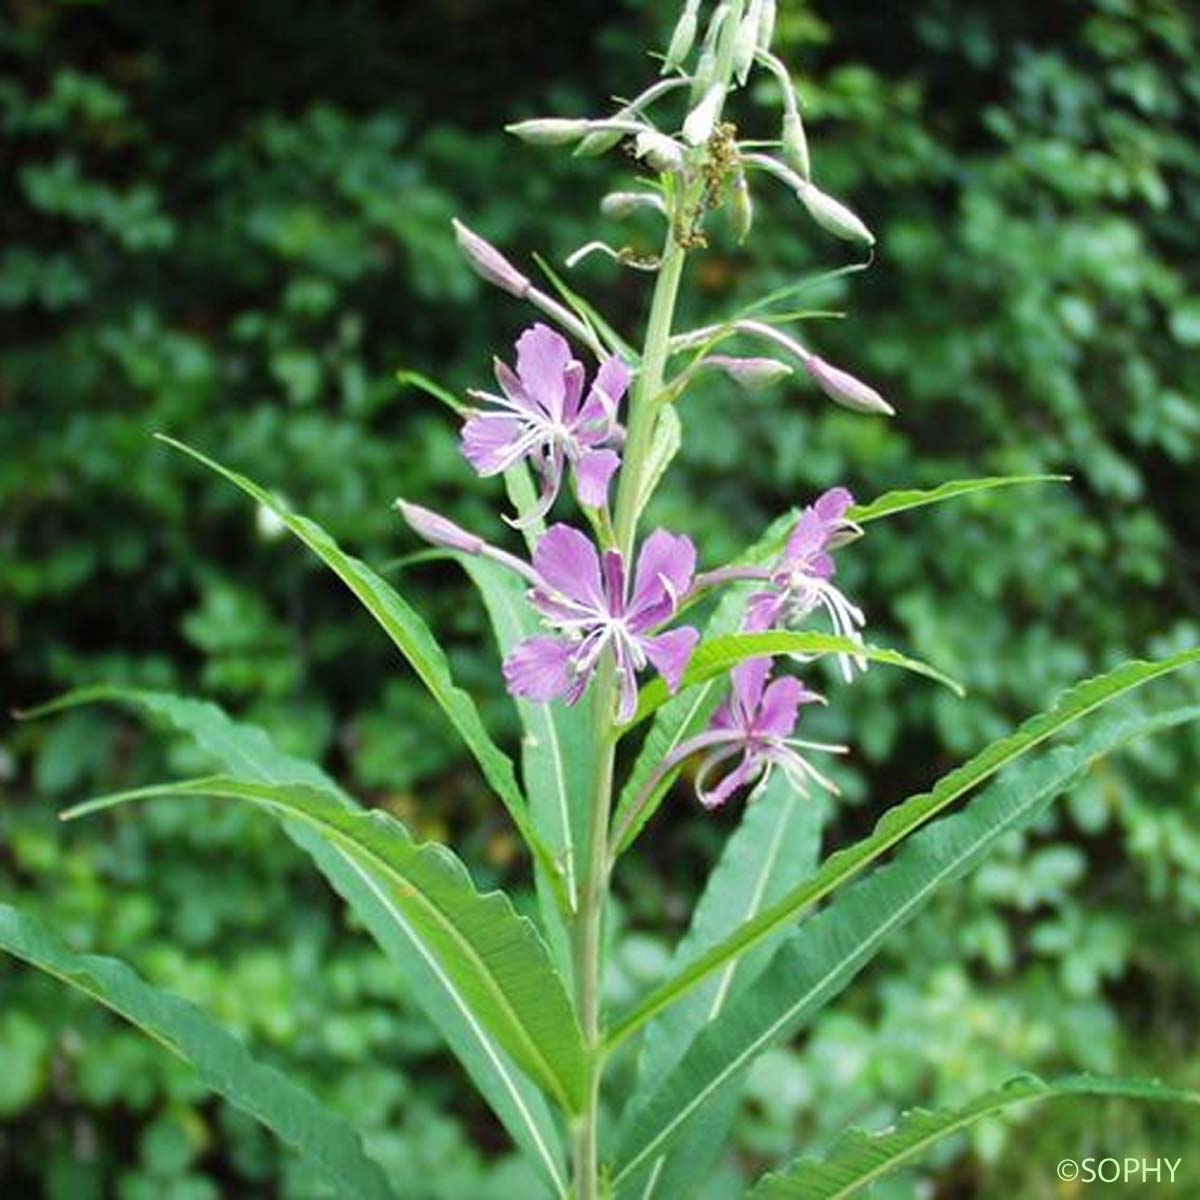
802 354 893 415
796 179 875 246
663 1 700 74
452 219 530 297
683 83 723 146
728 165 753 242
505 118 591 146
395 500 485 554
782 108 810 179
635 130 686 173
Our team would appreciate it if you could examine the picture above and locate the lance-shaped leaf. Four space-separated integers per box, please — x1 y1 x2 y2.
22 686 569 1195
64 775 588 1115
746 1074 1200 1199
619 777 826 1200
459 556 593 973
0 902 396 1200
608 649 1200 1057
627 631 962 727
848 474 1070 525
611 701 1200 1181
154 434 561 893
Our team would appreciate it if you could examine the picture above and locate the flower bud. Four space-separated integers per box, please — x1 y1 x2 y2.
728 166 753 242
796 179 875 246
663 1 699 74
635 130 685 173
782 108 810 180
690 46 717 103
757 0 777 52
505 118 591 146
600 191 667 218
452 219 530 298
683 83 723 146
703 355 792 390
733 3 761 85
395 500 485 554
802 355 893 415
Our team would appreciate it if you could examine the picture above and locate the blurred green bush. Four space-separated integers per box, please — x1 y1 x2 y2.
2 0 1198 1195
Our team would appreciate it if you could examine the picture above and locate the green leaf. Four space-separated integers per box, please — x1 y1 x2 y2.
607 649 1200 1057
396 368 467 415
20 687 569 1195
154 434 562 892
637 404 683 518
611 702 1200 1182
620 776 826 1200
627 631 963 728
459 556 593 971
532 251 636 361
0 902 396 1200
746 1074 1200 1199
848 475 1071 525
64 774 588 1116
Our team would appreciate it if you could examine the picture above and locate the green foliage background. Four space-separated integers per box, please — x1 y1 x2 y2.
3 0 1199 1195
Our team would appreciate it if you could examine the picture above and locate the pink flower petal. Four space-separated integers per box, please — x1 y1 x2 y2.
815 486 854 522
532 524 605 611
756 676 814 739
461 413 524 476
628 529 696 628
503 637 577 703
515 323 574 422
574 449 621 509
729 657 771 726
641 626 699 694
697 748 762 809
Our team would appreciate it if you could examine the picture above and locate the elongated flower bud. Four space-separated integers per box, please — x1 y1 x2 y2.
452 219 530 297
600 191 667 218
782 109 810 179
395 500 485 554
757 0 777 51
506 118 591 146
733 1 762 84
796 179 874 246
663 1 700 74
703 355 792 390
635 130 685 173
802 355 893 415
729 165 753 242
683 83 723 146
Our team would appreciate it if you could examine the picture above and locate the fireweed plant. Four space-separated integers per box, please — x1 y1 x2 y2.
6 3 1200 1198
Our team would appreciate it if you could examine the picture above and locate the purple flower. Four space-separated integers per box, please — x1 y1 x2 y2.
503 524 699 722
693 657 841 809
744 486 866 680
462 323 629 524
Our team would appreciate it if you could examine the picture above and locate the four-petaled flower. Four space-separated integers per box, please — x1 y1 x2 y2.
696 657 841 808
462 323 629 525
503 524 699 723
744 486 866 680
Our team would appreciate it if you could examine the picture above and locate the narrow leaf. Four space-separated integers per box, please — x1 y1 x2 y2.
608 650 1200 1055
612 702 1200 1180
850 474 1071 525
747 1074 1200 1199
154 434 561 891
64 775 588 1115
533 251 637 361
20 687 568 1194
627 631 963 728
0 903 396 1200
396 369 468 415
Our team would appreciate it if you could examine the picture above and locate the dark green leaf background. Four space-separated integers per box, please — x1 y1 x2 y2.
3 0 1198 1196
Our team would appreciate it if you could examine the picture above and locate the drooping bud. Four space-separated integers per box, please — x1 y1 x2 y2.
683 83 723 146
506 118 592 146
600 191 667 218
728 164 753 242
703 355 792 390
663 0 700 74
395 500 485 554
757 0 777 52
452 219 530 298
733 1 763 84
795 179 875 246
635 130 686 173
802 355 894 415
782 108 810 179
